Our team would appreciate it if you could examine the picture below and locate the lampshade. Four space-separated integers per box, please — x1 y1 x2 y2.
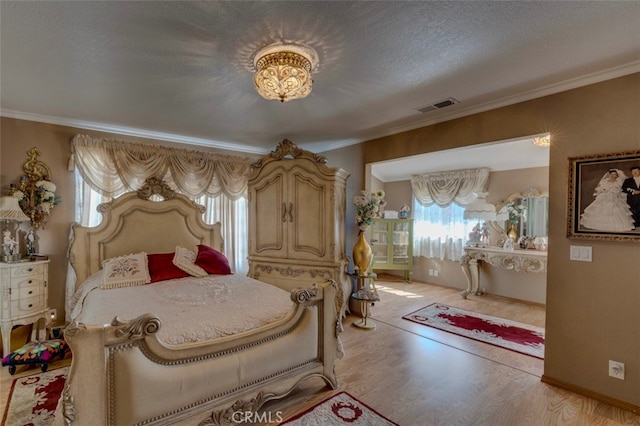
463 192 497 221
253 42 318 102
0 196 29 221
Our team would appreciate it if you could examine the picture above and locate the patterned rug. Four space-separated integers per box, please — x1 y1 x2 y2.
279 391 399 425
403 303 545 359
2 366 68 426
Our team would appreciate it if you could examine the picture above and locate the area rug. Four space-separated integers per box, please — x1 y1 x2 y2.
2 366 68 426
403 303 545 359
279 391 399 425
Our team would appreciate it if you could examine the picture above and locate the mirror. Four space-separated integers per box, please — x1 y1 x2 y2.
495 188 548 247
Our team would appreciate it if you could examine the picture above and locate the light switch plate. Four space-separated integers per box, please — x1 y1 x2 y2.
570 245 592 262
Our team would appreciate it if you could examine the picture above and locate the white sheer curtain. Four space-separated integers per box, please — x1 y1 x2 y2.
67 135 253 312
411 168 489 261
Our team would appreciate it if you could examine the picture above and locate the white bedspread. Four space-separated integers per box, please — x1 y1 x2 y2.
70 272 294 345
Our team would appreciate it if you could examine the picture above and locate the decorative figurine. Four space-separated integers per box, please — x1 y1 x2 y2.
2 230 18 256
25 230 36 255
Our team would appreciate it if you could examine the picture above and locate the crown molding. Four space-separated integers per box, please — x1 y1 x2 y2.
0 110 270 155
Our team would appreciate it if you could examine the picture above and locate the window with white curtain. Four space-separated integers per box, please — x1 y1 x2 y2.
411 167 489 261
195 193 248 275
70 134 253 274
412 199 477 261
74 170 249 274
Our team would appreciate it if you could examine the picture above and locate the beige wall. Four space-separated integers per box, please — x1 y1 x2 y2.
353 73 640 410
1 72 638 410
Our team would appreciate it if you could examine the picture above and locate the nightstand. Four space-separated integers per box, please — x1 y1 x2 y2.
0 260 50 358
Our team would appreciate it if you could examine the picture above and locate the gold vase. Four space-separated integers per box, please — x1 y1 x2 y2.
353 230 372 276
507 223 518 241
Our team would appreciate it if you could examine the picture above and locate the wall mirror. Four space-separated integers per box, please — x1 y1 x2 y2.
495 188 549 242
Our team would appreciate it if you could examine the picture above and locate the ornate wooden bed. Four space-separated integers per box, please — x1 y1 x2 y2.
58 181 344 425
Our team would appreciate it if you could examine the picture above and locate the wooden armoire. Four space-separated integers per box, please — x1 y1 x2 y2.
247 139 351 314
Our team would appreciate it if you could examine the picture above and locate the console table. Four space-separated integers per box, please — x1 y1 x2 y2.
460 246 547 299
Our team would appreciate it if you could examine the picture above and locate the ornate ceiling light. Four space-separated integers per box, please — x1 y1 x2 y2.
532 135 551 147
253 42 318 102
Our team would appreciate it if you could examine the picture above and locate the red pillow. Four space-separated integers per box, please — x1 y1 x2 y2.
195 245 232 275
147 253 190 283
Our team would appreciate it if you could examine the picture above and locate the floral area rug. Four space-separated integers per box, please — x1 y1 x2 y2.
279 391 399 425
403 303 545 359
2 366 68 426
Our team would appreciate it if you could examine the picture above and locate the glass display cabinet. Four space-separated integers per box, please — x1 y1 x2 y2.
368 218 413 282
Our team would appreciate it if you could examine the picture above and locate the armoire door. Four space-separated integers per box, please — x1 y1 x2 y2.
249 170 287 258
288 168 329 261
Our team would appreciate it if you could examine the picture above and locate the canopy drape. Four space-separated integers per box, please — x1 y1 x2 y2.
69 134 253 200
411 167 489 207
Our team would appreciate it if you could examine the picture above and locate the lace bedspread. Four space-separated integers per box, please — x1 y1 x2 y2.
70 272 294 345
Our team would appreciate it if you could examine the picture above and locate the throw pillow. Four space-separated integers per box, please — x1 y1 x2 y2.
173 246 208 278
195 244 232 275
101 252 151 289
148 252 191 283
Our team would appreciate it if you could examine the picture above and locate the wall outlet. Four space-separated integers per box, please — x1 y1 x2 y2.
48 308 57 322
428 269 434 276
433 270 439 277
609 360 625 380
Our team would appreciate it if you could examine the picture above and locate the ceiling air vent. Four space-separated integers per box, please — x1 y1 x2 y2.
416 97 459 114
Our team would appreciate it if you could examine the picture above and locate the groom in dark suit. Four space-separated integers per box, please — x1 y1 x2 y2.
622 166 640 229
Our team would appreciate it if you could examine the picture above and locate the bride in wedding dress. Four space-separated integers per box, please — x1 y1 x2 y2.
580 169 635 232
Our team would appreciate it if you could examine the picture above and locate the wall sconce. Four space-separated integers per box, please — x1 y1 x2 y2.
532 135 550 147
9 147 60 231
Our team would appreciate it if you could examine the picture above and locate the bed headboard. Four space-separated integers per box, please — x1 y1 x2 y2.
68 181 223 288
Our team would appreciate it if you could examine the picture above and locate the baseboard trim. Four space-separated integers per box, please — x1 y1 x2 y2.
541 375 640 415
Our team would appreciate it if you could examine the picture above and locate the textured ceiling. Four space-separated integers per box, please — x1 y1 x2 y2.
1 1 639 155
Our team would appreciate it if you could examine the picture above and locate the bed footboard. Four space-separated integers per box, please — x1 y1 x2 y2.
59 280 343 426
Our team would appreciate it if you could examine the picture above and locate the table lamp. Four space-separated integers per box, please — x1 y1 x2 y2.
0 196 30 262
463 192 498 246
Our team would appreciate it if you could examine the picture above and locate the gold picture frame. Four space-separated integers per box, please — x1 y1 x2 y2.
567 150 640 242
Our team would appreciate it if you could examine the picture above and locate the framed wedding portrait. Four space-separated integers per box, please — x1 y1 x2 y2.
567 149 640 242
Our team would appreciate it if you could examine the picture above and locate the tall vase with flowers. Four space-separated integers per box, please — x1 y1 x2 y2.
506 201 526 241
352 190 386 276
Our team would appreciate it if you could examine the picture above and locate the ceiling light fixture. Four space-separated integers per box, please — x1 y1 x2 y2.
532 135 551 147
253 42 318 103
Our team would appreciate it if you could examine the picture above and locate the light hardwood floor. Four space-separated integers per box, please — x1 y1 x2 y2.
2 277 639 425
262 276 640 426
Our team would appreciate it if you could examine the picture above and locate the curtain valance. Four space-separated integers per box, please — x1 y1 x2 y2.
411 168 489 207
69 134 254 200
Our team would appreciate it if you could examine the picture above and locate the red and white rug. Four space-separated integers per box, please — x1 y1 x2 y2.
280 391 399 425
2 366 67 426
403 303 545 359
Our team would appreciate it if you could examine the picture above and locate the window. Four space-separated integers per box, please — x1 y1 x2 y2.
74 169 249 274
410 167 490 261
412 198 477 262
70 134 254 275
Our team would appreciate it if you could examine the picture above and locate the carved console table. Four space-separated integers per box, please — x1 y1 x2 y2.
460 246 547 298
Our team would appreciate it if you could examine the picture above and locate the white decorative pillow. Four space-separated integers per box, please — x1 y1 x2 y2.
101 252 151 289
173 246 208 278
